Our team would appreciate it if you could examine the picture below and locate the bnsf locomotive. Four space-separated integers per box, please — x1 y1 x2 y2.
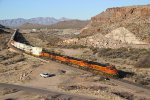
40 52 118 76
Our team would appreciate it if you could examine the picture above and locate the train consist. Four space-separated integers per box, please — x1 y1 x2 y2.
9 30 119 76
10 40 42 56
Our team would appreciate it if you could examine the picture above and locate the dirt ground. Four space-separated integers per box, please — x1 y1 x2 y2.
44 47 150 88
0 88 44 100
0 29 150 100
1 55 149 100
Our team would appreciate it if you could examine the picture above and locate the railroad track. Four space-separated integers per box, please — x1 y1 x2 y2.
6 29 150 99
0 83 99 100
24 52 150 98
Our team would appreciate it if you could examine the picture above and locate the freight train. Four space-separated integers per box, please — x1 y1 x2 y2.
40 52 118 75
9 30 119 76
10 40 42 56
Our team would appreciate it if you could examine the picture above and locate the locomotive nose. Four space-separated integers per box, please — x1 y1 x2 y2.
106 65 119 75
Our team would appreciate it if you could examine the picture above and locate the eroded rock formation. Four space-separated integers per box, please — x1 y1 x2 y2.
80 5 150 43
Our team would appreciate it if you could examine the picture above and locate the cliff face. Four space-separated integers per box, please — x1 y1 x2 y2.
81 5 150 43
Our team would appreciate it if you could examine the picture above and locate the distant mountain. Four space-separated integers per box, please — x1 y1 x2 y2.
19 23 46 29
59 17 71 21
0 17 70 27
47 20 89 29
19 20 89 29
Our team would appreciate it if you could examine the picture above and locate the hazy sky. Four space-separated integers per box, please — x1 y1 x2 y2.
0 0 150 20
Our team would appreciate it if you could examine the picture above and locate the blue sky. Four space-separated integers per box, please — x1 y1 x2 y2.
0 0 150 20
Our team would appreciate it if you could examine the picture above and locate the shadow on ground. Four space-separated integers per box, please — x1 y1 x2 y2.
118 70 134 78
14 31 32 45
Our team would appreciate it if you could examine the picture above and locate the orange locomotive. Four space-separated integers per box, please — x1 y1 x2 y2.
40 52 118 76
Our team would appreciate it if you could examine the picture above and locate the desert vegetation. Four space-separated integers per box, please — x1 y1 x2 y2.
135 55 150 68
90 47 150 65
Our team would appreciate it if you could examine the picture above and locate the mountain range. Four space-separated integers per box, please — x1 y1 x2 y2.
19 20 89 29
0 17 70 27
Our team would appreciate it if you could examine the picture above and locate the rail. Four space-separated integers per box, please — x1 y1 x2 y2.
0 83 99 100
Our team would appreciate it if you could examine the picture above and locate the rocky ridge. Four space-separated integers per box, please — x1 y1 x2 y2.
60 5 150 48
80 5 150 43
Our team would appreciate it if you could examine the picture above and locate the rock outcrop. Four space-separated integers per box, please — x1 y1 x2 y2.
105 27 147 44
61 27 150 49
80 5 150 43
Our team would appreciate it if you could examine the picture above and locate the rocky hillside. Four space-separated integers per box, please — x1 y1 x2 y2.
80 5 150 43
0 24 12 33
60 5 150 49
0 24 5 29
0 25 14 50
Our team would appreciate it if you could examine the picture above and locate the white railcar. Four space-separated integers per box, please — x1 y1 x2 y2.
11 41 42 56
13 42 31 52
32 47 42 56
13 42 22 49
23 45 32 53
10 31 43 56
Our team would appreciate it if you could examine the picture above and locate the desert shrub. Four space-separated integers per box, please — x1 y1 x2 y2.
113 92 134 100
38 33 62 46
92 47 150 61
0 88 19 95
134 55 150 68
97 47 131 59
59 44 87 49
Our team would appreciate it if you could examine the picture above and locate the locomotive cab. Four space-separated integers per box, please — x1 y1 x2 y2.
107 65 116 70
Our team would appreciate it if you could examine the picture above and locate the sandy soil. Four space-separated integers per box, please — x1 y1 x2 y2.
1 49 149 99
0 88 43 100
0 29 150 100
